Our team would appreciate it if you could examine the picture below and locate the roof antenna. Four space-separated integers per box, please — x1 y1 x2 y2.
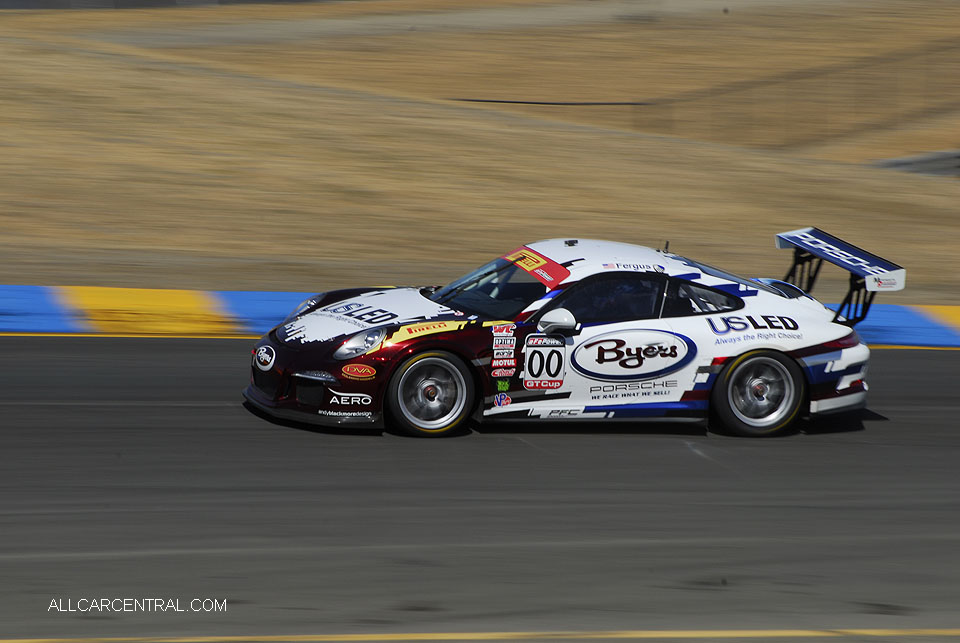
664 240 670 252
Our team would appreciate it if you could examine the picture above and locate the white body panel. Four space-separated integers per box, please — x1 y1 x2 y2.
279 288 453 344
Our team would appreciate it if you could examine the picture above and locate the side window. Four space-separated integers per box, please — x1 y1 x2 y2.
547 273 665 325
662 279 742 317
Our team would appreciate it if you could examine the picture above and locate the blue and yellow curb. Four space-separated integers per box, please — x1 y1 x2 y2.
1 285 959 347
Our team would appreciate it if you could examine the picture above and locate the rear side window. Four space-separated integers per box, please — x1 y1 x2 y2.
662 279 742 317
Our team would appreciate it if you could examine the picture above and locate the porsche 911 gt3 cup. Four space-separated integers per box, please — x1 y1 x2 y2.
243 227 904 437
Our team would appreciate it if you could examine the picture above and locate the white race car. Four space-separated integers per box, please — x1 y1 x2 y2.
245 228 904 437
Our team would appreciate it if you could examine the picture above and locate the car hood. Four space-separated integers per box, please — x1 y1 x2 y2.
277 287 458 345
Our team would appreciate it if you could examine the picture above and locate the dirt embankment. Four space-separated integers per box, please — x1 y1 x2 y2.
1 0 957 302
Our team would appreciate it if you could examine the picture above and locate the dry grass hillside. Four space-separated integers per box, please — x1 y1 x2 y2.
0 0 957 303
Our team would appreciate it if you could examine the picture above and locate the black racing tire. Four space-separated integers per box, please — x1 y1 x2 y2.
710 350 806 437
386 351 475 437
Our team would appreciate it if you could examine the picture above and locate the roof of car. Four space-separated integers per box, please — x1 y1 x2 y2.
526 238 695 279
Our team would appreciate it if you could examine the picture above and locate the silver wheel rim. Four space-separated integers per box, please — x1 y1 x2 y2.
397 357 467 431
727 356 796 428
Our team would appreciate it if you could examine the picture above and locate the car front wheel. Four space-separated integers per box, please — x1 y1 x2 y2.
711 350 805 437
387 351 475 437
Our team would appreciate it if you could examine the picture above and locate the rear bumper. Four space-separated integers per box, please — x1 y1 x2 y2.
243 385 382 428
809 387 867 415
803 341 870 417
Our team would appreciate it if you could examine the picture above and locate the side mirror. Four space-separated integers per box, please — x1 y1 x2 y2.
537 308 577 334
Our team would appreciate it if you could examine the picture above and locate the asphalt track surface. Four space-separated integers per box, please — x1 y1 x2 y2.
2 338 959 641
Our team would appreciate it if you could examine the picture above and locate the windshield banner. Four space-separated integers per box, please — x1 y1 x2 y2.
503 247 571 287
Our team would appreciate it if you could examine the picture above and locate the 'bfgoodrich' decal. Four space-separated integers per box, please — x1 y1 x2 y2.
571 329 696 381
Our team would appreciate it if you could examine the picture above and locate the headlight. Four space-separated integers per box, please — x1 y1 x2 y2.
333 328 386 360
282 295 323 325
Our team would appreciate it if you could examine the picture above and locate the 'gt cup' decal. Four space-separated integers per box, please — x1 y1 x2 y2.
571 330 697 381
523 334 565 390
255 346 276 371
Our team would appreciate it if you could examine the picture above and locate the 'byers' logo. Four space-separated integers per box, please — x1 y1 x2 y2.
342 364 376 380
255 346 276 371
571 330 696 381
589 340 676 368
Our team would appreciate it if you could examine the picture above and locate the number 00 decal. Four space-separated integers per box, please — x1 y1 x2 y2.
524 335 565 390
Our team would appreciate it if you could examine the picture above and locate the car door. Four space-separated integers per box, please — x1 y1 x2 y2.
518 272 696 419
654 277 747 409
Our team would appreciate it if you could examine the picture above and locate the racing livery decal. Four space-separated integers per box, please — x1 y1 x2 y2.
387 320 467 343
254 346 276 371
602 262 665 272
328 391 373 405
571 330 697 381
490 323 516 336
321 303 398 326
503 247 571 287
341 364 376 381
523 334 565 390
588 380 678 402
707 315 799 335
487 321 517 374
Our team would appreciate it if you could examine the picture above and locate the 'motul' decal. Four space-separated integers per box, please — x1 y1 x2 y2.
571 329 697 381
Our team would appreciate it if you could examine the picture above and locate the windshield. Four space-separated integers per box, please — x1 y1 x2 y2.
430 258 549 319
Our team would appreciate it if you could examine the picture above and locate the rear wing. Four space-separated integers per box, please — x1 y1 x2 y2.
776 227 905 327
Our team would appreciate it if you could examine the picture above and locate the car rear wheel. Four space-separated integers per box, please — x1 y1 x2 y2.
387 351 475 437
711 350 805 437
